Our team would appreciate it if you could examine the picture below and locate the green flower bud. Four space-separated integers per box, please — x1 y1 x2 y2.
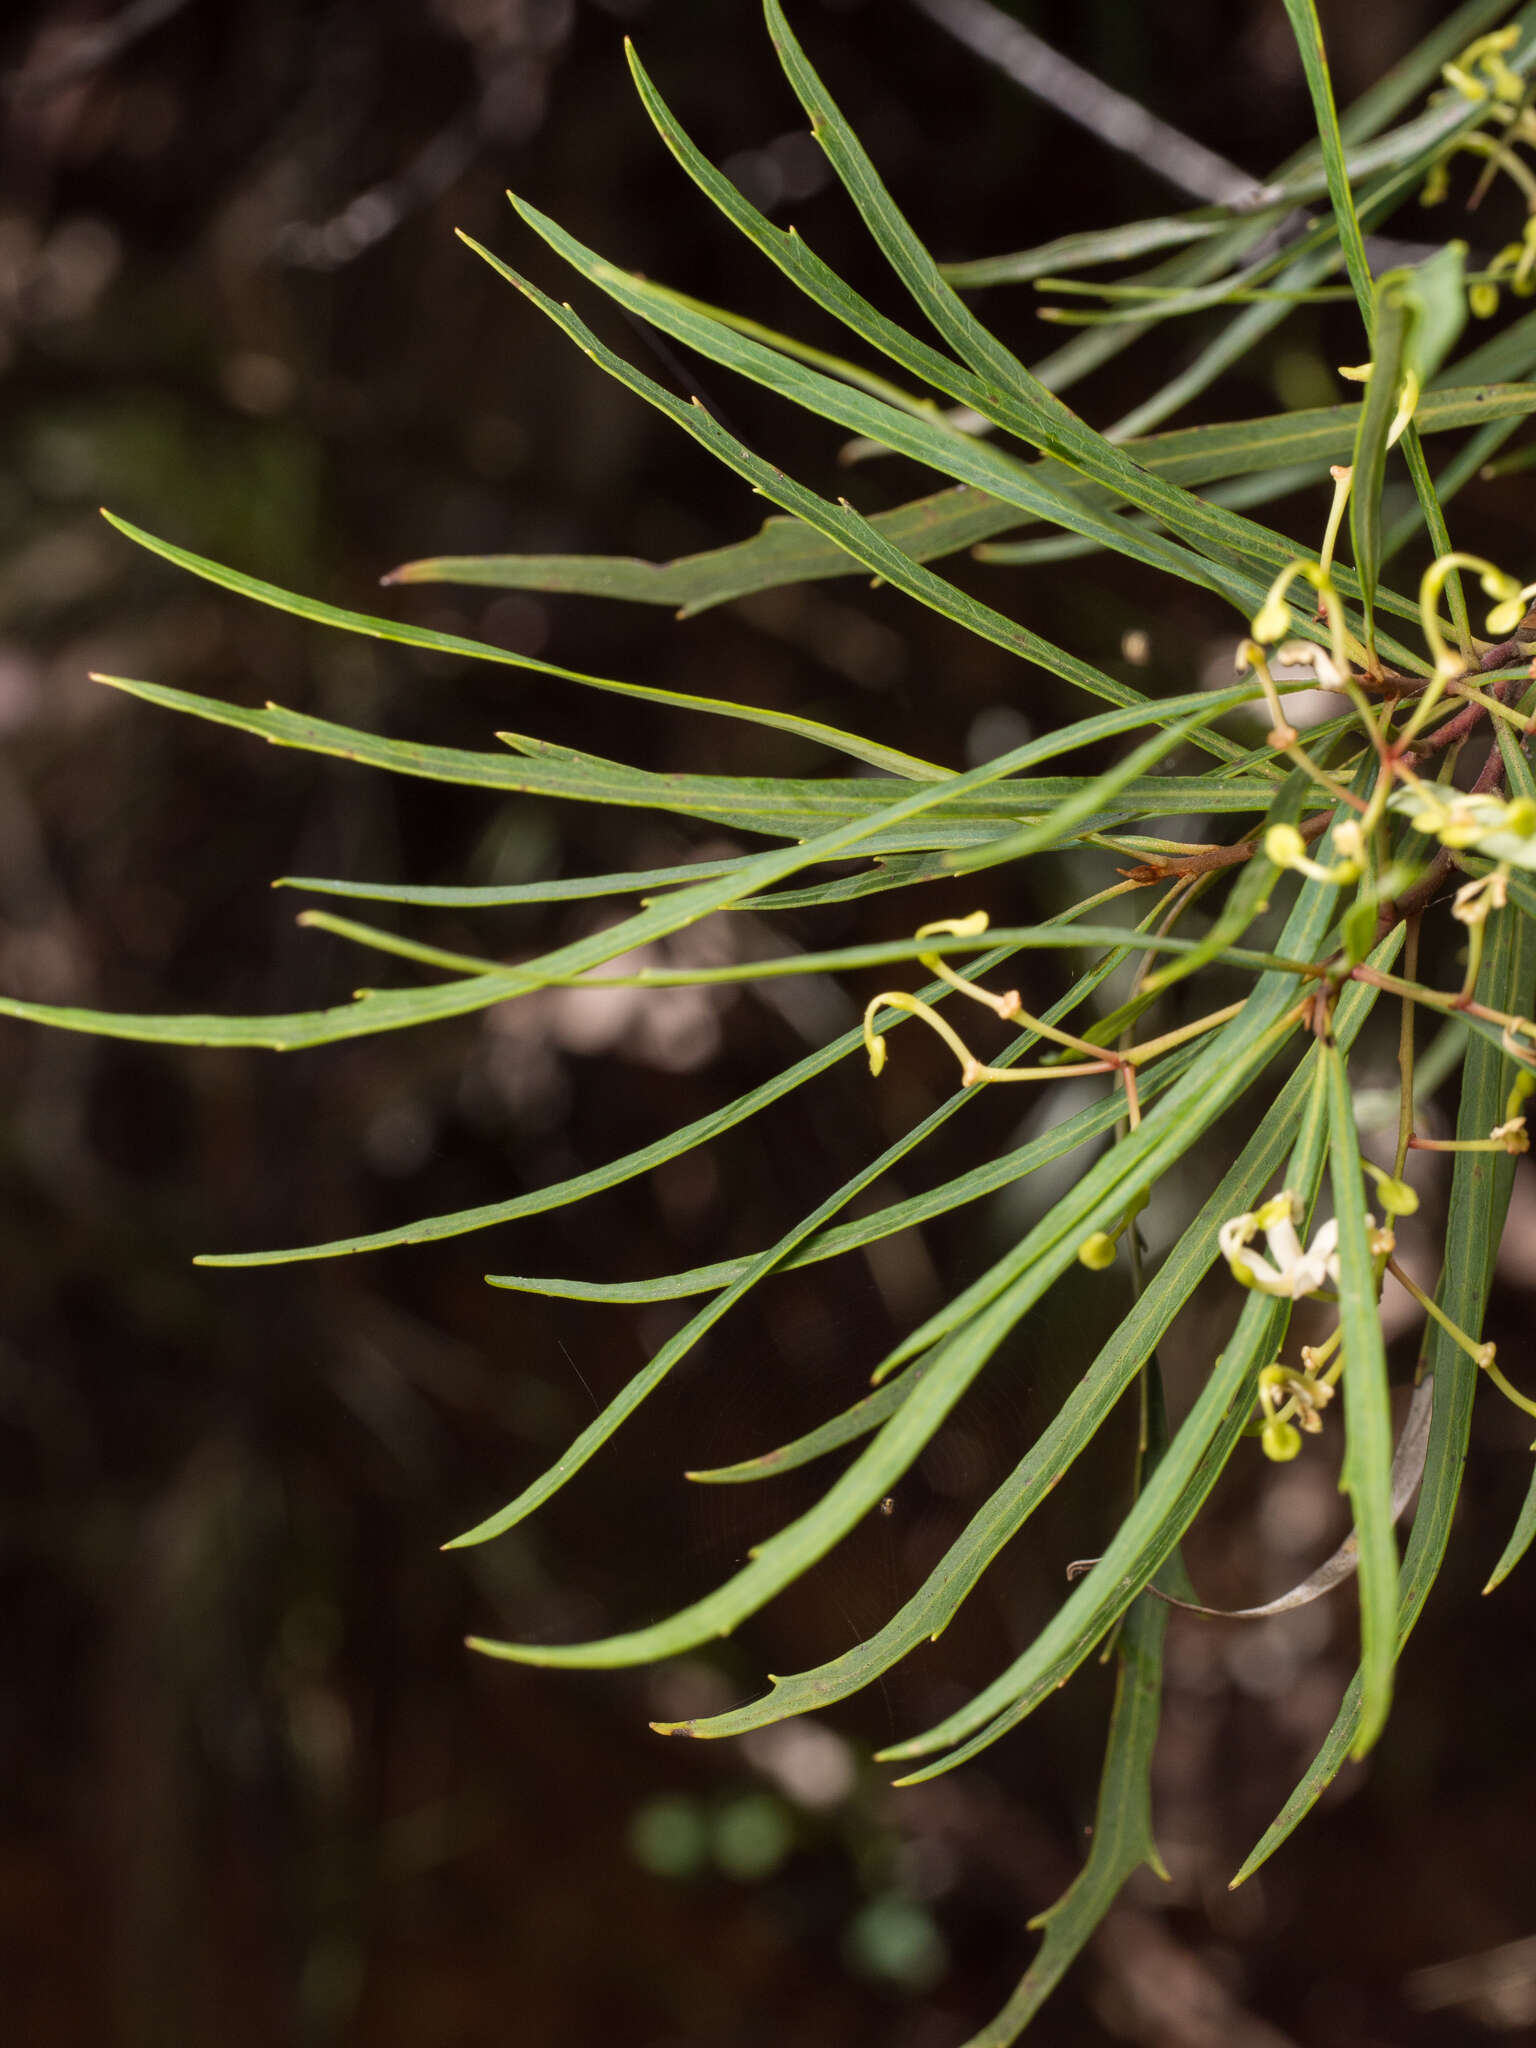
1261 1419 1303 1463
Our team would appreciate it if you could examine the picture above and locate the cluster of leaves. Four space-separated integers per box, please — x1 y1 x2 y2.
9 2 1536 2038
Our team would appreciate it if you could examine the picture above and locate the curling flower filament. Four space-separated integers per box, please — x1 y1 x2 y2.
1219 1191 1340 1299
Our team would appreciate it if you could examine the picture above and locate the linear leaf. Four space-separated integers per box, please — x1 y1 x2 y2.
1485 1458 1536 1594
92 672 1280 841
276 853 760 909
686 1364 923 1486
939 711 1270 874
882 1284 1300 1783
871 909 1405 1773
1232 899 1531 1883
755 0 1428 625
878 1016 1350 1782
100 515 940 781
468 880 1347 1667
469 1043 1275 1664
449 903 1184 1546
9 672 1142 1065
1324 1039 1398 1756
322 921 1321 1000
478 222 1289 728
1485 1457 1536 1595
1280 0 1375 325
1348 273 1411 663
200 939 1028 1264
658 961 1390 1743
956 1591 1169 2047
386 384 1536 612
1029 0 1526 414
598 57 1439 657
939 209 1274 289
488 1037 1205 1306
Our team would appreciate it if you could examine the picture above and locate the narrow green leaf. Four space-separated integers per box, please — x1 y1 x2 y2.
630 22 1440 637
1348 274 1412 665
488 1037 1206 1306
1030 1 1526 416
882 1283 1299 1783
0 965 534 1052
469 1077 1272 1665
1323 1039 1398 1757
388 481 1019 614
877 996 1357 1783
685 1364 923 1486
754 0 1431 640
1279 0 1375 326
321 920 1322 1001
199 940 1023 1264
387 385 1536 613
95 671 1282 841
11 665 1153 1068
1232 900 1530 1884
100 512 941 781
658 966 1389 1744
275 853 761 909
1484 1461 1536 1594
955 1592 1168 2047
470 884 1347 1670
450 903 1185 1548
940 210 1264 289
940 708 1255 874
482 219 1286 718
585 76 1440 664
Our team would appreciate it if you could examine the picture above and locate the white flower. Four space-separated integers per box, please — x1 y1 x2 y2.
1218 1191 1341 1298
1388 786 1536 867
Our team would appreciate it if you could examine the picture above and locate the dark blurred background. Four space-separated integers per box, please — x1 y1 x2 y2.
3 2 1536 2043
